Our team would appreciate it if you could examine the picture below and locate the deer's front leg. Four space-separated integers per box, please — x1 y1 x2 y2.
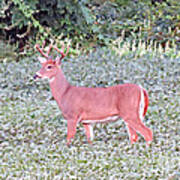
67 119 77 145
83 123 94 144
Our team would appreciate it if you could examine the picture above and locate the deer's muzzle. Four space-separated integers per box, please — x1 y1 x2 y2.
33 73 42 80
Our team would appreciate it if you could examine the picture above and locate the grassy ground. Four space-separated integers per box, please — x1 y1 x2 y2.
0 45 179 179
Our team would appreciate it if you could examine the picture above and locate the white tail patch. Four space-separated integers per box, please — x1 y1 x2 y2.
139 86 145 120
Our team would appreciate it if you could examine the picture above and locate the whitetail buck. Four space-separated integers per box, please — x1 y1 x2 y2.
34 43 153 145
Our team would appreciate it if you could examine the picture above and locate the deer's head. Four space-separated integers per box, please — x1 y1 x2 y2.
34 43 69 81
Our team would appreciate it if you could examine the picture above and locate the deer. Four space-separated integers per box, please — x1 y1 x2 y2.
34 43 153 146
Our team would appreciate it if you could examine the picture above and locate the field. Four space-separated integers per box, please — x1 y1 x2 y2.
0 45 179 179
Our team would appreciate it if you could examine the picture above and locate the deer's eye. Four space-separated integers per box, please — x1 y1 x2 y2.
46 65 53 70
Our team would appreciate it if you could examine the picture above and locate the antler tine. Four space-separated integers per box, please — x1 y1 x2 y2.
42 41 46 49
47 44 53 56
47 40 54 56
53 43 69 60
35 44 48 58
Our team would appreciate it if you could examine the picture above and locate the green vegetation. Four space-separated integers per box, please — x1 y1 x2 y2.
0 0 179 179
0 0 180 51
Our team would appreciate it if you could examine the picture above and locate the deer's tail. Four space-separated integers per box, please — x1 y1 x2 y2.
139 87 149 120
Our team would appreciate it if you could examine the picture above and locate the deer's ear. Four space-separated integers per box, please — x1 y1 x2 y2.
38 57 47 64
55 56 61 65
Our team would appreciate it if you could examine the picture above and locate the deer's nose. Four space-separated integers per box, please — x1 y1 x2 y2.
33 73 41 79
33 74 38 79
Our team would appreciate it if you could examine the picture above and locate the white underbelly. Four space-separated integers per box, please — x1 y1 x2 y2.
82 115 119 124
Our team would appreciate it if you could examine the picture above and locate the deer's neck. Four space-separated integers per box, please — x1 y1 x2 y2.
49 68 70 104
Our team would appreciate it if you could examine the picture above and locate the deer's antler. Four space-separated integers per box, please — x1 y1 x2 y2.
53 43 69 60
35 40 53 59
35 41 69 61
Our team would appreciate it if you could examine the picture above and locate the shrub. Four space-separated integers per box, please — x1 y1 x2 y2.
0 0 94 49
0 0 179 52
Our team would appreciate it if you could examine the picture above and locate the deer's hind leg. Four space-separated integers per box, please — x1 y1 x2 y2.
126 124 138 144
124 115 153 144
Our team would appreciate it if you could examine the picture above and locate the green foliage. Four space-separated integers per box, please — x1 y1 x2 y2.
0 0 179 52
0 40 17 61
0 0 95 47
93 0 180 47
